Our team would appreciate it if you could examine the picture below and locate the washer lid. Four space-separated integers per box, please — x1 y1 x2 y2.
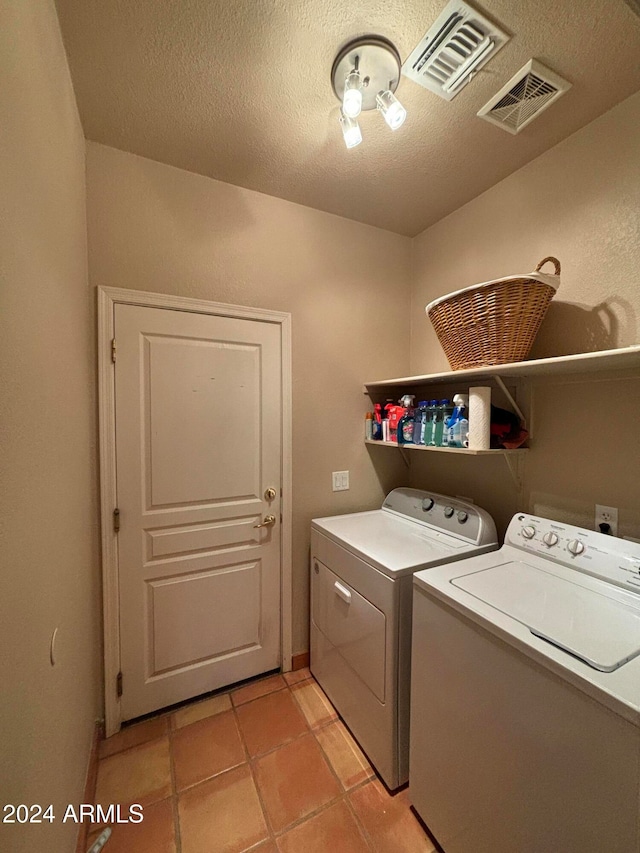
451 561 640 672
313 510 468 575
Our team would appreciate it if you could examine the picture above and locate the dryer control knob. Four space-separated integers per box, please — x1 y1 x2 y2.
457 511 468 523
522 525 536 539
568 539 585 556
444 506 454 518
422 498 435 512
543 532 559 547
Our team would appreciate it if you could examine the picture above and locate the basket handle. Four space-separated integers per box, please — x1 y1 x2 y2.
535 256 561 275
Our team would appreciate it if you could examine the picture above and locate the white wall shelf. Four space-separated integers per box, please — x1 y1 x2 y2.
363 344 640 394
365 439 527 456
364 346 640 489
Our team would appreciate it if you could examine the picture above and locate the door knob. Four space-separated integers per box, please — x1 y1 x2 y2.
264 487 277 501
254 515 276 529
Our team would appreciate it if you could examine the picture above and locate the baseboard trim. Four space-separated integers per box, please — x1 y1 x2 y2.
291 651 310 671
75 720 103 853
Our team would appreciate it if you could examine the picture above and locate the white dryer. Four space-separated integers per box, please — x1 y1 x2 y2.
310 487 497 790
410 512 640 853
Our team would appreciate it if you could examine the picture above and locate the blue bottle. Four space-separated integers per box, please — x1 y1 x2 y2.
413 401 429 445
428 399 441 446
438 399 453 447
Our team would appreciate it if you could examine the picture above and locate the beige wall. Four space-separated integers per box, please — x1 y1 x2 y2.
409 92 640 539
0 1 101 851
84 89 640 669
86 142 411 653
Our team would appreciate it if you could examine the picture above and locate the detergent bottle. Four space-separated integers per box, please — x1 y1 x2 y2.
372 403 383 440
384 402 400 443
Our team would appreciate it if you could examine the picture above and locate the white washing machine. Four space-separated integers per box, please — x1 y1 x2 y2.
310 487 497 790
410 512 640 853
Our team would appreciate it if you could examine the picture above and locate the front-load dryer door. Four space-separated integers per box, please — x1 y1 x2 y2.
313 559 386 701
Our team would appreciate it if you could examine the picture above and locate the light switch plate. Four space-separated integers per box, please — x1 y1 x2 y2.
332 471 350 491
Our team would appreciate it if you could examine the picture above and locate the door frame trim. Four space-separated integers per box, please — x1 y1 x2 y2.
97 286 293 736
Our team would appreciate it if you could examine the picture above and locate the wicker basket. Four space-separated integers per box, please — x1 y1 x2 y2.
426 257 560 370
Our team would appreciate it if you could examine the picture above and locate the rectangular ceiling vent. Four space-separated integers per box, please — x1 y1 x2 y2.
402 0 510 101
477 59 572 134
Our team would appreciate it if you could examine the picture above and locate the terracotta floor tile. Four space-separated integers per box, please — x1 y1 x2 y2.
253 734 341 833
316 720 374 790
291 679 338 729
283 667 312 686
173 710 245 791
235 689 308 757
86 798 176 853
231 673 286 706
277 800 370 853
95 737 172 809
349 780 435 853
99 715 169 759
178 764 268 853
172 692 231 729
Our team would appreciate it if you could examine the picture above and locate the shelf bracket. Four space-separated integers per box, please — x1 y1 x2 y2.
493 375 526 425
398 446 411 468
504 454 523 491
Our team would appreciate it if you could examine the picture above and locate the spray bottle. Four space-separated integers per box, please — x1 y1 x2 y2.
447 393 469 448
397 395 416 445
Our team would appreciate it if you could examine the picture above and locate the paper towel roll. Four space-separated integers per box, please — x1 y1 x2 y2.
469 386 491 450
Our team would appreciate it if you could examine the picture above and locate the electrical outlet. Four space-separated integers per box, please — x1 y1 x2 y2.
595 504 618 536
332 471 349 491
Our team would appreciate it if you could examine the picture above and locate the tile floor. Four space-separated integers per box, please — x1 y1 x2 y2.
90 669 437 853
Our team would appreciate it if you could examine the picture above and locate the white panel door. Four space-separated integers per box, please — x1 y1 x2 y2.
114 303 282 720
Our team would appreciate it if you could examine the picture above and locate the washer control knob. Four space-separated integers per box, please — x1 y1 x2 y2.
422 497 435 512
522 526 536 539
568 539 585 556
457 511 468 524
444 506 454 519
542 532 559 547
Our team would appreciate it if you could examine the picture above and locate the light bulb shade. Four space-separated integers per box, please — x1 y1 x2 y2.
342 70 363 118
339 111 362 148
376 90 407 130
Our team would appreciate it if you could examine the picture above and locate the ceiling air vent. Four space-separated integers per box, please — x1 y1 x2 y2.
477 59 572 134
402 0 510 101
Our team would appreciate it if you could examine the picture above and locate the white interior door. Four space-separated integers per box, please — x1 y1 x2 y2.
114 303 282 720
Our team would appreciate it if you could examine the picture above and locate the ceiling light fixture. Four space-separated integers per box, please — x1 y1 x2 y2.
376 90 407 130
331 36 407 149
340 110 363 148
342 68 363 118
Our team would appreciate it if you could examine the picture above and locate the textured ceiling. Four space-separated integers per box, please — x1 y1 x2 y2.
55 0 640 236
